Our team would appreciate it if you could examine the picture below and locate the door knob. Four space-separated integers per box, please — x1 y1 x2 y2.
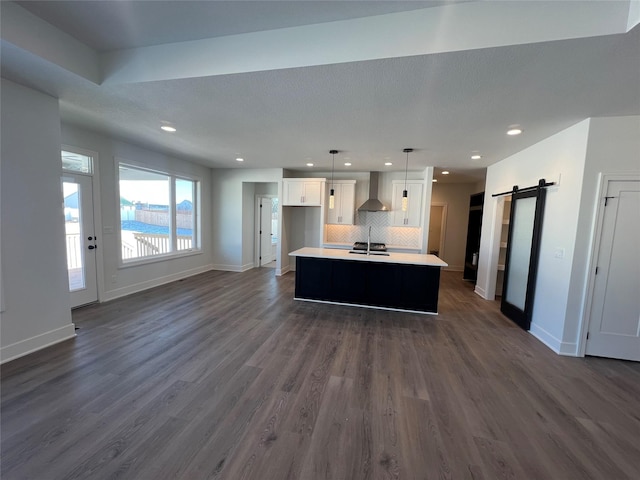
88 245 97 250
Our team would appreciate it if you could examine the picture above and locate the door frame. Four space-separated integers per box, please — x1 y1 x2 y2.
577 172 640 356
254 194 277 267
62 145 104 307
428 202 448 259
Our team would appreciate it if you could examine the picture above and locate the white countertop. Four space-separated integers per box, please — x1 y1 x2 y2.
289 247 448 267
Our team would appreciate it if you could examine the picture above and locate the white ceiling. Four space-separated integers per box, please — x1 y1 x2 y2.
15 1 461 52
2 1 639 184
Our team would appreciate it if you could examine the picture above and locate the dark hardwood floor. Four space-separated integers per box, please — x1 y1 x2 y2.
2 269 639 479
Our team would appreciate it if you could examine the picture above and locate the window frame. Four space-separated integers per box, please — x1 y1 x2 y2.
116 159 202 267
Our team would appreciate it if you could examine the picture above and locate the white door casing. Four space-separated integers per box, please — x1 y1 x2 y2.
584 177 640 361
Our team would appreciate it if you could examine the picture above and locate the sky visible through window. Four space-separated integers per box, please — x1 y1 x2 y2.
119 180 193 205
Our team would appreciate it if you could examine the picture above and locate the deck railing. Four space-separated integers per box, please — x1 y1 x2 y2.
123 233 193 260
66 233 82 269
68 232 193 265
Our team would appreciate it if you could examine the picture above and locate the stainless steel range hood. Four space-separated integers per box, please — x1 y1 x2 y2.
358 172 389 211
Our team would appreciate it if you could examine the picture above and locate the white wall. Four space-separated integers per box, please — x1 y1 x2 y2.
476 116 640 356
211 169 283 271
565 115 640 353
431 183 479 271
255 183 277 196
286 207 322 272
476 119 590 354
61 124 214 301
242 182 256 268
1 79 75 363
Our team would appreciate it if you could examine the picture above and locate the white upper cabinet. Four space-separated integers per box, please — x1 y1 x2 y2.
391 181 423 226
282 179 324 206
326 180 356 225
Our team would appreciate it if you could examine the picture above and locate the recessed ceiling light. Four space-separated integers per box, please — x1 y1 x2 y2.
384 162 393 166
344 162 352 166
432 179 438 183
306 163 314 167
507 125 523 136
442 171 450 175
236 157 244 162
471 154 482 160
160 125 176 132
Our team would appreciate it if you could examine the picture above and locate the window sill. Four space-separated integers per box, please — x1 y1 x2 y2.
119 249 203 269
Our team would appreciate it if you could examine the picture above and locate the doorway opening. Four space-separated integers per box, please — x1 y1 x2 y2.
255 193 278 269
428 203 447 258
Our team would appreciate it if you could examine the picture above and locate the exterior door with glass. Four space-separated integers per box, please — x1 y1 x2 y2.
63 173 98 307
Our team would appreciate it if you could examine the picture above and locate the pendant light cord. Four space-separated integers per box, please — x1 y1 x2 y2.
329 149 338 190
404 151 408 190
331 152 335 188
403 148 412 190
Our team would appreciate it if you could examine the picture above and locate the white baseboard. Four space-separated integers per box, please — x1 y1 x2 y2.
103 264 216 302
276 265 290 276
529 323 578 356
1 323 76 364
211 263 255 273
212 264 244 272
558 342 579 356
474 285 489 299
444 265 464 272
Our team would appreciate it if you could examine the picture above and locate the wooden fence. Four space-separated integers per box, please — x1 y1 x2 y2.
133 209 193 229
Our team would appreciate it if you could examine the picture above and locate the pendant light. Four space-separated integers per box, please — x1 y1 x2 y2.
329 149 338 209
402 148 413 211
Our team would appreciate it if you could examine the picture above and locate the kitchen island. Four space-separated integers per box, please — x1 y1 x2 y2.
289 247 448 314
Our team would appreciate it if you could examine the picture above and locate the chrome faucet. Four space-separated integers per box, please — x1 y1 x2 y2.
367 225 371 255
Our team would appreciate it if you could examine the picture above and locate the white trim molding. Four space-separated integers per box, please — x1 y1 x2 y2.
1 324 76 364
102 264 215 302
212 263 254 273
529 322 578 356
276 265 291 276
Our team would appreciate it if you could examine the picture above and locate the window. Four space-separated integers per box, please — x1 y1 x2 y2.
271 197 279 245
62 150 93 174
118 162 200 263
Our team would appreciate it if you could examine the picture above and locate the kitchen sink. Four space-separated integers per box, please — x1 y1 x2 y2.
347 250 390 256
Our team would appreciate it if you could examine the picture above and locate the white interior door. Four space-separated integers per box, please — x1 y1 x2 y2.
586 179 640 361
63 173 98 307
258 196 275 265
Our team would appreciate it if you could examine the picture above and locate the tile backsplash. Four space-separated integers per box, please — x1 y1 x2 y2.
326 211 421 249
